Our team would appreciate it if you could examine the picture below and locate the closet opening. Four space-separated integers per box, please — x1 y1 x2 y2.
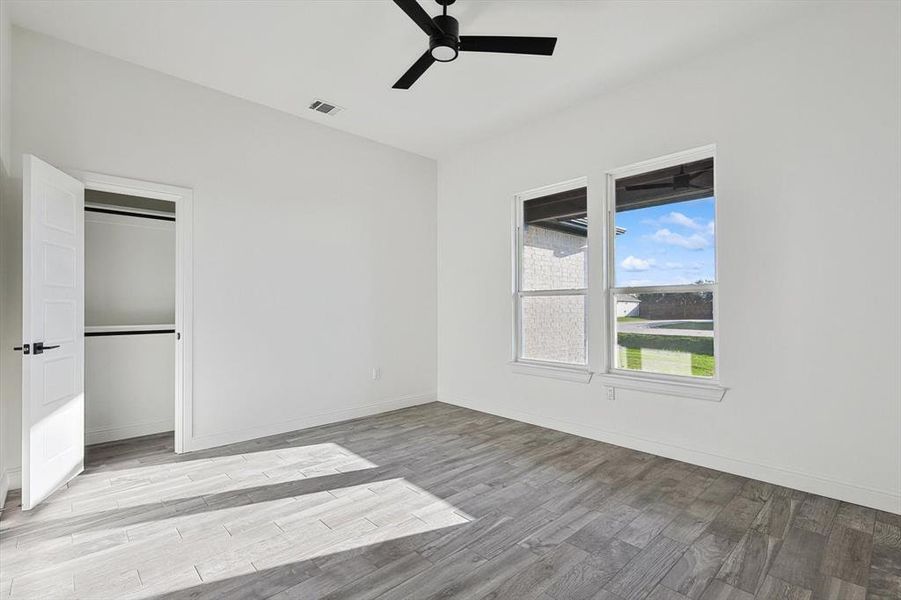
78 171 193 457
84 189 177 455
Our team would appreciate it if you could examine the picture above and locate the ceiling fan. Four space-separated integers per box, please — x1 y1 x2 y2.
624 166 711 192
391 0 557 89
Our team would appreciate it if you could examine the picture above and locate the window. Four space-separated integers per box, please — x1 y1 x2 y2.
607 150 717 381
514 179 588 368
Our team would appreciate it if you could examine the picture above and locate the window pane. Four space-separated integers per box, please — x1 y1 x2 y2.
522 188 587 290
522 224 587 290
614 158 715 288
521 295 586 364
615 292 715 378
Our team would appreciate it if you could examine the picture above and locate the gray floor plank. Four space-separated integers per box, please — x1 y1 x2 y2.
766 527 827 590
661 532 735 598
544 538 640 600
478 541 588 600
818 524 872 587
715 530 781 594
604 535 688 600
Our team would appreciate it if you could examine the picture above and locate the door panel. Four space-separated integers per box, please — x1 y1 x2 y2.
22 154 85 510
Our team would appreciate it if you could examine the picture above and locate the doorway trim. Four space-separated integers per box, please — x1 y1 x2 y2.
77 171 193 454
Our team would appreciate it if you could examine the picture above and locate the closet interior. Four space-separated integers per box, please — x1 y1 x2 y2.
84 190 176 446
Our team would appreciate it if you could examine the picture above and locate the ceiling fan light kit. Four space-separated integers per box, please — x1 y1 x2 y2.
392 0 558 89
430 14 459 62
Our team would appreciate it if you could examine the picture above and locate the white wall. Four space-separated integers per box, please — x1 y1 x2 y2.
4 27 437 470
437 3 901 512
85 211 175 327
85 332 174 445
0 0 16 505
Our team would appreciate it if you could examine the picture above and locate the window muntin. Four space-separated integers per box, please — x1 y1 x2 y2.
609 155 717 380
515 182 588 367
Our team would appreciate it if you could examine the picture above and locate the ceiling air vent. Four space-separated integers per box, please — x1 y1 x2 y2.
309 99 344 116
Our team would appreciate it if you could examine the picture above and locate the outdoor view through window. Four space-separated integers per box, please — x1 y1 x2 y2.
612 157 716 378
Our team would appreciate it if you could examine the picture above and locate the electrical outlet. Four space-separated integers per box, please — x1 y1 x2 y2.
606 386 615 401
371 367 381 381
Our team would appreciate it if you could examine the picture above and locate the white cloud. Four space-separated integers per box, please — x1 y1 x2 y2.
646 212 715 238
620 255 654 271
661 211 703 230
648 228 710 250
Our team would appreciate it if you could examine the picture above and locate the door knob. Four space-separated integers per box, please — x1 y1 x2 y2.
13 344 30 354
32 342 60 355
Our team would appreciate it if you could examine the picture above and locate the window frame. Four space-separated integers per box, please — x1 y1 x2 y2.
603 145 721 386
512 177 591 375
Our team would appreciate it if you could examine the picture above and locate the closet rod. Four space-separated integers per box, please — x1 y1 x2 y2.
86 329 175 337
85 206 175 222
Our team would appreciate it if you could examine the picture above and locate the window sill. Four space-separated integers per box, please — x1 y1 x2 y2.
596 372 726 402
509 361 593 383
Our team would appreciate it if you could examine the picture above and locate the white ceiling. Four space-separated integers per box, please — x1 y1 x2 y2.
8 0 815 158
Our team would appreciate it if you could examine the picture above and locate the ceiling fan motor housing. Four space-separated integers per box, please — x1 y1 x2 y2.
430 15 459 62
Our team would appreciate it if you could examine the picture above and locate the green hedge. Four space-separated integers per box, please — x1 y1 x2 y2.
617 333 713 356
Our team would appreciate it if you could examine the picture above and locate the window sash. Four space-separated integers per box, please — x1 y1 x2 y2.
605 145 718 382
513 179 589 367
518 288 587 297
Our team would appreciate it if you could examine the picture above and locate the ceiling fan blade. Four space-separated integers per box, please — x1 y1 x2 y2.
392 51 436 89
393 0 442 37
459 36 557 55
624 183 673 191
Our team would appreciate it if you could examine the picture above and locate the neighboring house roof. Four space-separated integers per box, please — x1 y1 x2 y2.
617 294 641 302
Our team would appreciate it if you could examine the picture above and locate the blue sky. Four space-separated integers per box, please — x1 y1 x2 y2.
614 197 716 287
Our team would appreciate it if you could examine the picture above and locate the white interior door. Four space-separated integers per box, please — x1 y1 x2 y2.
21 154 85 510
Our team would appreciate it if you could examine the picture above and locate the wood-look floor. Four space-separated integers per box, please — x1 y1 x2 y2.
1 402 898 600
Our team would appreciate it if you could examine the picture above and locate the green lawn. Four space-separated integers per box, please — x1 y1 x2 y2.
616 317 648 323
691 353 715 377
617 333 714 377
618 333 713 355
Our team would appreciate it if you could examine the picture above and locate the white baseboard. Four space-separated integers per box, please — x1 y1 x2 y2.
439 394 901 515
86 419 175 446
185 392 436 453
1 467 22 497
0 470 8 509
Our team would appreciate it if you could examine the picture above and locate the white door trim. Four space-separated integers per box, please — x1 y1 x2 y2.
76 171 194 454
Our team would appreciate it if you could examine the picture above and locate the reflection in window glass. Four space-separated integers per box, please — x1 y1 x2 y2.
615 292 714 377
